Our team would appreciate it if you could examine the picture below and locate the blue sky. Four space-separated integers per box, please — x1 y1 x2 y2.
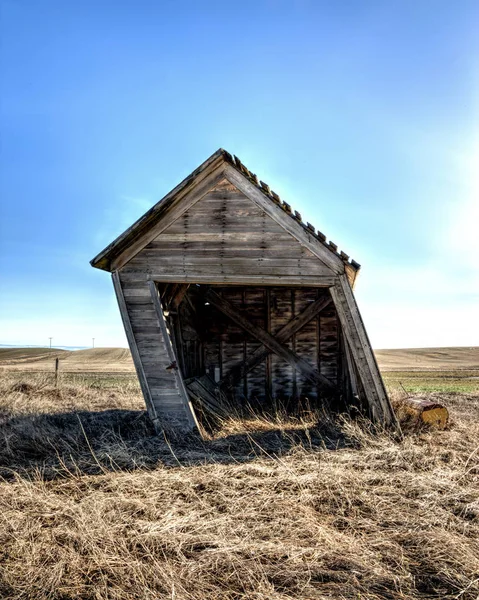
0 0 477 349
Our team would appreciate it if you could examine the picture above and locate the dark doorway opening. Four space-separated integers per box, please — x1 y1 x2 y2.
156 283 358 427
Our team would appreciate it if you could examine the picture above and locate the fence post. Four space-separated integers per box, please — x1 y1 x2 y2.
55 358 60 388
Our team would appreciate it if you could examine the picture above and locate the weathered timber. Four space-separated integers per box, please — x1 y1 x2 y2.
145 274 336 286
112 272 159 428
205 288 334 391
186 375 230 419
170 284 190 309
330 274 399 429
220 295 333 389
398 398 449 430
344 338 359 399
121 184 336 281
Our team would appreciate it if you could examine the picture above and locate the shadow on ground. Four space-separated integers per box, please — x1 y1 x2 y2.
0 408 356 480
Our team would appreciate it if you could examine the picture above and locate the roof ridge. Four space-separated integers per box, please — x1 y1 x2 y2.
220 149 360 272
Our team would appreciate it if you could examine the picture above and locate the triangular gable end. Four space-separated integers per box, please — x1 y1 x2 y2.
91 149 361 287
122 176 337 281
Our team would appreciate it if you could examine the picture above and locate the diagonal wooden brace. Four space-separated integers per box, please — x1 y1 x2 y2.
205 289 334 391
220 295 333 389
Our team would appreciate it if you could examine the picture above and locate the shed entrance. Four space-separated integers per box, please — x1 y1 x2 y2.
156 282 350 424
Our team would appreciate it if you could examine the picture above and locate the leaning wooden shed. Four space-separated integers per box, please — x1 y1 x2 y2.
91 149 398 433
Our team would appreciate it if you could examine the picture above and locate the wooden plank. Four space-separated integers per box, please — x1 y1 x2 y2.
205 289 334 391
147 246 309 257
148 280 200 432
150 232 294 242
186 375 229 418
265 288 272 401
121 285 151 297
147 274 336 286
126 255 332 270
316 290 321 400
294 288 319 400
220 295 333 389
112 272 159 429
124 264 333 279
291 289 297 401
344 338 359 399
329 274 399 429
319 306 339 383
165 221 284 234
271 288 293 400
132 248 320 260
244 288 266 403
170 284 190 309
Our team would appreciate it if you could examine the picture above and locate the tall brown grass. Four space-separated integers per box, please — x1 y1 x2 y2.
0 373 478 599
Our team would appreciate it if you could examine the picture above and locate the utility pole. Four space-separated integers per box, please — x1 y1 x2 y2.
49 337 53 349
92 338 95 349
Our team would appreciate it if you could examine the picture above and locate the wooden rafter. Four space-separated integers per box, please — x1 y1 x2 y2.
204 289 334 391
170 284 190 309
220 295 333 390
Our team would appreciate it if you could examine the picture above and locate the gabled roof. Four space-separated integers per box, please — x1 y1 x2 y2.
91 149 361 282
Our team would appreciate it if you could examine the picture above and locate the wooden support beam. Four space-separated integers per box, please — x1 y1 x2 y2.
344 338 359 399
220 295 333 390
329 274 399 429
163 283 178 308
170 284 190 309
265 288 272 400
186 375 230 419
146 274 337 286
205 289 334 391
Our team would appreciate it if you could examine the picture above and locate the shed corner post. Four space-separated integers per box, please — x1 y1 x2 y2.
111 271 161 431
329 274 400 432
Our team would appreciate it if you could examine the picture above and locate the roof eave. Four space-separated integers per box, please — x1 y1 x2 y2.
223 153 361 278
90 148 226 271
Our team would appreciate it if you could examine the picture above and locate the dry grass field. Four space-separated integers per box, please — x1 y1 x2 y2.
0 348 478 599
0 347 134 373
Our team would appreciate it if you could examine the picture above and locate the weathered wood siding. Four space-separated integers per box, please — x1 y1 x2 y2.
114 179 368 427
178 285 340 410
121 179 335 283
116 271 194 428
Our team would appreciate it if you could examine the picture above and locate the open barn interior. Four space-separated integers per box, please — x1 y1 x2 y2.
157 282 364 426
